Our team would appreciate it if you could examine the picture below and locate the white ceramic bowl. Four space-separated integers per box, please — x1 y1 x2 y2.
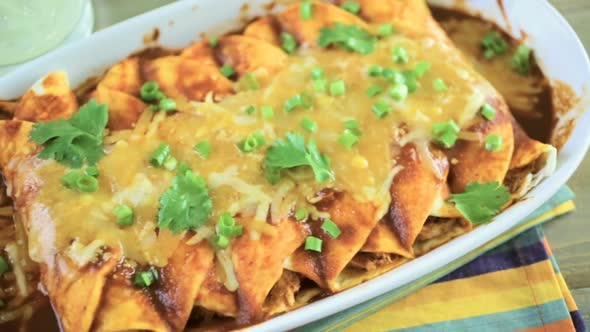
0 1 588 331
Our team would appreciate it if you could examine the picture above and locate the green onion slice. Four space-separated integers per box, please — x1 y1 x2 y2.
261 105 275 120
368 65 383 77
300 0 313 20
433 78 448 92
341 1 361 14
313 79 328 93
194 140 212 159
481 103 496 121
114 204 134 227
372 99 392 118
432 120 460 148
311 67 325 80
378 23 394 37
329 80 346 96
76 174 99 192
389 84 408 101
238 132 266 152
150 142 171 167
305 236 323 252
485 134 503 151
301 117 318 133
295 207 309 221
338 130 360 150
365 85 383 97
140 81 161 102
280 32 298 54
321 219 341 238
392 46 409 64
219 64 235 78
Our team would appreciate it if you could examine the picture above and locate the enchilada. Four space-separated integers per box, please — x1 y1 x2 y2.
0 1 558 330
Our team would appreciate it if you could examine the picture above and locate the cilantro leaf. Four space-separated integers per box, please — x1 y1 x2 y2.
158 168 213 233
317 23 376 55
29 99 109 168
264 132 335 184
450 181 511 225
305 139 334 182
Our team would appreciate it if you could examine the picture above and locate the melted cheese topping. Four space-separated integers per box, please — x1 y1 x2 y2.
34 28 486 266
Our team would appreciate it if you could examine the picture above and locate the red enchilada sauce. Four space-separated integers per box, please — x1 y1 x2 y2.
0 6 557 332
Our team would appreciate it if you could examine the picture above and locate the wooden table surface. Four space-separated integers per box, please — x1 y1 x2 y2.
93 0 590 324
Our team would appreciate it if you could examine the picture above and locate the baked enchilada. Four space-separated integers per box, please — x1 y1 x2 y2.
0 0 557 330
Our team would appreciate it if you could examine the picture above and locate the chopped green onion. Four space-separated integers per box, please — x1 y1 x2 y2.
150 142 171 167
329 80 346 96
76 175 99 192
300 0 313 20
305 236 322 252
238 132 266 152
340 1 361 14
432 120 460 148
219 64 235 78
301 117 318 133
389 84 408 101
261 105 275 119
295 207 309 221
134 267 158 288
85 166 99 178
344 120 362 136
321 219 341 238
209 37 218 48
392 46 409 64
0 299 5 308
212 234 230 249
245 105 256 115
0 256 10 275
285 93 313 112
511 45 532 76
163 156 178 171
481 31 508 59
368 65 383 77
365 85 383 97
218 212 243 238
140 81 160 102
114 204 134 227
194 140 212 159
313 79 328 93
311 67 325 80
433 78 448 92
280 32 298 54
378 23 394 37
158 98 177 112
403 70 419 93
413 61 432 78
481 103 496 121
242 72 260 90
382 68 405 84
61 171 81 189
372 99 392 118
338 130 359 149
485 134 503 151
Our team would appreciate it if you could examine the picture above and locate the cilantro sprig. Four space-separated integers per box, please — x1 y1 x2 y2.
317 23 376 55
450 181 511 224
29 99 108 168
158 167 213 233
264 132 334 184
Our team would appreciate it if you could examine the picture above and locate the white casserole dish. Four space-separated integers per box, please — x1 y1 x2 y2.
0 0 588 330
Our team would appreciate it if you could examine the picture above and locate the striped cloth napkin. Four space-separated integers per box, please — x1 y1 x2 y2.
298 187 587 332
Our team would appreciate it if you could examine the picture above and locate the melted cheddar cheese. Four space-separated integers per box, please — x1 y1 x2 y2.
34 25 486 266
